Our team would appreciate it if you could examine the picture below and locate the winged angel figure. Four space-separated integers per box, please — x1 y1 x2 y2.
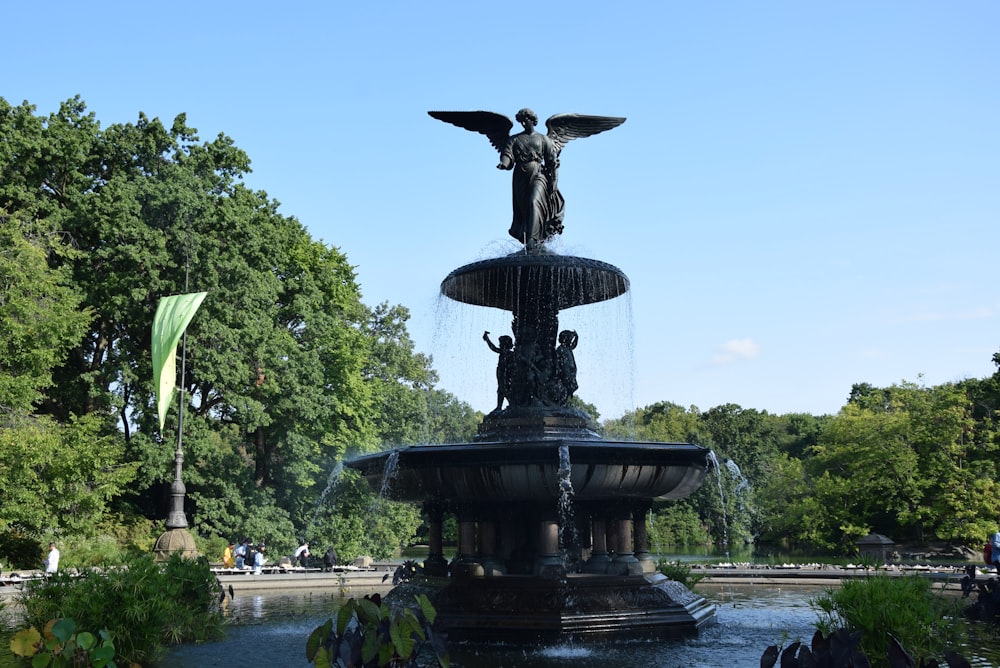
428 109 625 249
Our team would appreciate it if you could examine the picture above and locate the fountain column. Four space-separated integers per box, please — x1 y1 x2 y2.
584 515 611 573
455 511 484 577
611 508 641 575
536 514 564 578
633 506 656 574
478 519 506 576
423 501 449 576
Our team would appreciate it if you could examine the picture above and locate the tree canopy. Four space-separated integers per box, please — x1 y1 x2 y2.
0 97 478 566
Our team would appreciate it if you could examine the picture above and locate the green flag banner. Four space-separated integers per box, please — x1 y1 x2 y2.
152 292 208 430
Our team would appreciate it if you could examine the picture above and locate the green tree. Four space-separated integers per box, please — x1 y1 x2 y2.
0 211 91 413
0 97 390 545
0 413 137 545
792 381 1000 550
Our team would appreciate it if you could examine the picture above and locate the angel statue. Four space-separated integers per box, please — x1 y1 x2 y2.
428 109 625 250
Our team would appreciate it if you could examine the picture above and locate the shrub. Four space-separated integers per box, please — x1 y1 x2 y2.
813 575 963 666
656 559 704 589
306 593 448 668
18 553 223 665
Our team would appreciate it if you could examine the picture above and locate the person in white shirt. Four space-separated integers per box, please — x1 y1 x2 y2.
294 542 310 567
253 544 266 574
45 542 60 573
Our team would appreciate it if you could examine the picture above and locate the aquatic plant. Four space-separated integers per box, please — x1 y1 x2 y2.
306 593 449 668
812 575 963 666
10 617 117 667
656 559 704 588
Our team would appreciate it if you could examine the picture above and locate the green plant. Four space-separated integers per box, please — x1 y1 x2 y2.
10 617 117 667
813 575 963 666
19 553 223 665
656 559 704 588
306 593 449 668
853 553 880 570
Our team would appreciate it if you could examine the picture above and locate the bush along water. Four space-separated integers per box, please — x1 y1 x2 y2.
16 553 224 666
782 575 967 667
656 559 705 589
306 593 449 668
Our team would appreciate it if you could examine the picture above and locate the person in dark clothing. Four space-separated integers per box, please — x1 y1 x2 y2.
323 547 338 572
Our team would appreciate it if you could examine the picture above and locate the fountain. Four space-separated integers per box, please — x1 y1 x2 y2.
345 107 716 642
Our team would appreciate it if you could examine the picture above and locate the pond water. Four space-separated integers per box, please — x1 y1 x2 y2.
159 584 818 668
4 580 996 667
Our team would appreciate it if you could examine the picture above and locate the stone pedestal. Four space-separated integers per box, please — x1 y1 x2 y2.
152 528 198 561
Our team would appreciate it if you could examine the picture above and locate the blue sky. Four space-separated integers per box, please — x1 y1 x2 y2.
6 1 998 419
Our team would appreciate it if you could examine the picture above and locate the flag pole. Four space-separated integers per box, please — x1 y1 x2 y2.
165 248 191 530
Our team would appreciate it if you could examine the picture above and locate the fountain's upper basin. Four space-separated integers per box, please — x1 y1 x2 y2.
346 440 710 504
440 252 629 310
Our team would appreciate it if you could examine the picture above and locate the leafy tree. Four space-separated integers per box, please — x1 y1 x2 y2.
0 211 91 413
790 381 1000 550
307 468 421 562
0 413 137 546
0 96 484 560
603 401 705 443
0 97 390 542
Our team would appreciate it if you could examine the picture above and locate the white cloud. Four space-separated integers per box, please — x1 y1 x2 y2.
710 338 761 365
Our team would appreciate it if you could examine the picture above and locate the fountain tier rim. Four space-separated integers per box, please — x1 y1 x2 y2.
345 440 711 503
440 252 630 310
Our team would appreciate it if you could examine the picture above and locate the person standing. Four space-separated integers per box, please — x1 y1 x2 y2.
253 544 266 574
294 542 310 568
235 539 247 569
323 547 338 572
45 542 60 574
991 529 1000 573
245 540 257 571
222 541 236 568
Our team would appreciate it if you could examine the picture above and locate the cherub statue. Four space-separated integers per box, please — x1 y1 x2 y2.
483 331 514 412
429 109 625 250
554 329 579 404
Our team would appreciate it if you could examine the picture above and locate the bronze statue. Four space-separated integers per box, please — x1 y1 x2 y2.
429 109 626 250
483 331 514 412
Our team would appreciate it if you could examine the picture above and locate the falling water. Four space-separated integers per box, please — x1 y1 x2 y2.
306 461 343 531
378 450 400 499
725 458 750 497
557 443 580 568
706 451 753 561
706 450 731 558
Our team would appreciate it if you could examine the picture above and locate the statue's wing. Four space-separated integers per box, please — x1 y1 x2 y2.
545 114 626 154
428 111 513 154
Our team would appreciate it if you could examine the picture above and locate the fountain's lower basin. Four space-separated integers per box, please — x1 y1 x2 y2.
391 572 715 642
445 574 714 640
348 439 716 640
